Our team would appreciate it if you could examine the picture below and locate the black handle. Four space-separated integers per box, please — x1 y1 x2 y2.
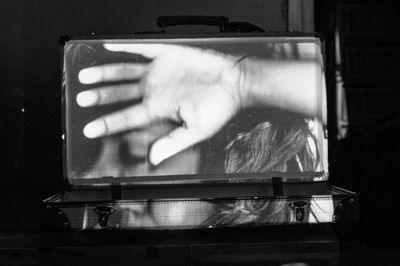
157 16 229 31
156 16 265 33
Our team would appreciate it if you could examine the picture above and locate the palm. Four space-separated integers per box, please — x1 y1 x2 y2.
143 50 238 136
77 44 241 165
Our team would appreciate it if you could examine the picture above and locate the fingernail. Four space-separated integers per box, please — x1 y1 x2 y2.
149 138 175 166
83 120 106 138
78 68 101 84
76 91 99 107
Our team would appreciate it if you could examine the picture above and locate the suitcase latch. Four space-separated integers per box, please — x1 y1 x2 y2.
93 205 115 228
289 200 310 222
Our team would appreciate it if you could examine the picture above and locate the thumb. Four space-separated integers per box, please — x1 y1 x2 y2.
149 127 207 166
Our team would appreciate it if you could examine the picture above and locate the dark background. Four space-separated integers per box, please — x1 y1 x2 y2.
1 0 287 230
1 0 400 263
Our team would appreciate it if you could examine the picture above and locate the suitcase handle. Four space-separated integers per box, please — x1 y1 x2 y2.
156 15 265 33
157 15 229 32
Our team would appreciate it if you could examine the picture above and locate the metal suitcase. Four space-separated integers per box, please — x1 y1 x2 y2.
43 31 358 230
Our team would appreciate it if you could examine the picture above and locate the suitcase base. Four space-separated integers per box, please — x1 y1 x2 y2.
43 182 358 230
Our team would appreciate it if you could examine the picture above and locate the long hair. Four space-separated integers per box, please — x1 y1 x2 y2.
205 117 320 226
225 119 319 173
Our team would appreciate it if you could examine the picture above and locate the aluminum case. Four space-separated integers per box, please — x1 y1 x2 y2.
44 33 358 230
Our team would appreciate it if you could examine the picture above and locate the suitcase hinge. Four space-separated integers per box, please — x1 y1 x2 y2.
93 205 115 228
289 200 310 222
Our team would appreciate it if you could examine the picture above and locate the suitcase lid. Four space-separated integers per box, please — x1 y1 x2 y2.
62 34 328 186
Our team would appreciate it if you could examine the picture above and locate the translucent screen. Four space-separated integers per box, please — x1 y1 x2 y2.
64 37 327 183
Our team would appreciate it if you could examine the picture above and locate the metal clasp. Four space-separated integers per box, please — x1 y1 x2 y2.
93 205 115 228
289 200 310 222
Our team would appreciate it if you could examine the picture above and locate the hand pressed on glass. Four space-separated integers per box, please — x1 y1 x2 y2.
77 44 242 166
76 43 320 167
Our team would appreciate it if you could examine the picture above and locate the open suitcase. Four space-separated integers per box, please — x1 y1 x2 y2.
43 19 358 230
